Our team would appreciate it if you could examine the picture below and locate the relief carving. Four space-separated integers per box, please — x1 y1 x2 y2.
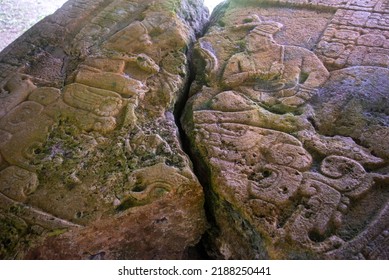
183 7 389 259
0 0 207 259
117 163 195 211
1 0 388 260
0 166 38 203
0 74 37 118
221 17 329 110
316 8 389 69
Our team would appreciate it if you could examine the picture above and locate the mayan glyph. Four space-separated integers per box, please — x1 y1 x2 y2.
0 0 207 259
182 0 389 259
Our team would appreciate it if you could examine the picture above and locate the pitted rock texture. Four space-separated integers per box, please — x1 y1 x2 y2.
0 0 207 259
182 0 389 259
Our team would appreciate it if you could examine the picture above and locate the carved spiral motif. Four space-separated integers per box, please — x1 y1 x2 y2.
320 155 365 180
267 143 312 171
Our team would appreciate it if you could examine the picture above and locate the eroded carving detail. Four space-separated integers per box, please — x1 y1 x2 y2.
183 10 389 259
0 74 37 118
0 0 206 259
0 166 38 202
117 163 195 211
316 8 389 69
2 0 388 260
221 17 329 110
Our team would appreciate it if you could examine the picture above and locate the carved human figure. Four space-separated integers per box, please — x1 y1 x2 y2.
222 17 329 111
197 17 331 134
189 16 388 254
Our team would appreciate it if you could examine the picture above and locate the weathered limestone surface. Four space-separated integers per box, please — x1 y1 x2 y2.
2 0 389 260
0 0 208 259
182 0 389 259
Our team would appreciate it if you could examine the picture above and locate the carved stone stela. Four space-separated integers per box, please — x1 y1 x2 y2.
0 0 207 259
183 0 389 259
0 0 388 259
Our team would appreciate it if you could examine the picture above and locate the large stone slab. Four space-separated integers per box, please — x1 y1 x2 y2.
182 0 389 259
0 0 207 259
2 0 389 260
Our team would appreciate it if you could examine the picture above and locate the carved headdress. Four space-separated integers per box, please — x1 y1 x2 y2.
251 21 283 36
236 14 283 36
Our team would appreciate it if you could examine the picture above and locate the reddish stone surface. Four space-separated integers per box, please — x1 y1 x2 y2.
1 0 389 260
182 0 389 259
